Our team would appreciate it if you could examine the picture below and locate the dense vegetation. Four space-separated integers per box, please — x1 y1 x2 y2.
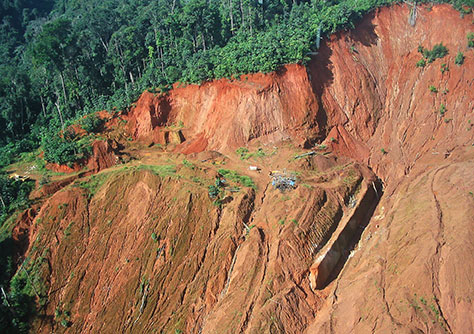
0 244 37 334
0 176 35 333
0 176 33 222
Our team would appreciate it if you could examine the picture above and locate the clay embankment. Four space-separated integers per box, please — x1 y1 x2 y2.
309 179 382 290
8 3 473 334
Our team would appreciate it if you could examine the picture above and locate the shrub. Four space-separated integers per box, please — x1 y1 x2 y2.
218 169 256 189
426 43 448 63
416 59 426 68
418 43 448 64
41 134 91 166
0 138 37 169
467 32 474 48
60 319 71 328
208 177 226 201
429 85 438 93
439 103 446 116
255 148 266 157
80 114 105 133
235 147 267 160
207 185 220 199
0 175 34 227
4 274 37 333
39 175 50 186
182 159 194 169
236 147 250 160
440 63 449 73
455 52 464 65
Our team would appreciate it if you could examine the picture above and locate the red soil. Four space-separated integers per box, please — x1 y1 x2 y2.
125 63 320 152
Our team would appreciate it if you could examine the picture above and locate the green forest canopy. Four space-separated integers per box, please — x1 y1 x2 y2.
0 0 472 166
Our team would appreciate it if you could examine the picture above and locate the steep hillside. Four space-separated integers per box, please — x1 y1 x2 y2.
4 3 473 334
22 152 376 334
306 5 474 334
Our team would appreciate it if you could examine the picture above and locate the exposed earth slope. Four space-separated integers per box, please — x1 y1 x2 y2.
6 4 473 334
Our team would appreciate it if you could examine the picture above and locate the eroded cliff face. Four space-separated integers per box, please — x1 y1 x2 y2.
306 5 474 334
10 3 474 334
125 63 321 152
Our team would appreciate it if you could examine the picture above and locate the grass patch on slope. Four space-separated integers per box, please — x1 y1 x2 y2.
76 173 110 199
218 169 256 189
135 164 177 177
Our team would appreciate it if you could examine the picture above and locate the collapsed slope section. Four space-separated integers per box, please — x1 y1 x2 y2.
125 64 321 152
309 4 474 184
306 4 474 334
22 153 376 333
122 5 473 177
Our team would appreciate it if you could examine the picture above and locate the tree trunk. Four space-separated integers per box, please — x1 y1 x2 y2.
40 96 47 118
99 35 109 52
171 0 177 13
124 73 129 96
229 0 234 33
201 32 206 51
117 45 128 94
240 0 245 28
21 267 41 300
1 286 10 307
59 71 67 105
0 194 6 209
54 97 65 131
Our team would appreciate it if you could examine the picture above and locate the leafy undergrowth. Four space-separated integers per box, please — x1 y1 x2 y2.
218 169 256 189
0 175 34 228
41 133 93 166
235 147 275 160
0 178 38 333
416 43 449 67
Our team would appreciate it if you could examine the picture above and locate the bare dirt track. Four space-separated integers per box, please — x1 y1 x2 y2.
8 3 473 334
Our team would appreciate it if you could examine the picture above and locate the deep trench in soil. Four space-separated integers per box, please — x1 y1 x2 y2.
318 176 384 290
